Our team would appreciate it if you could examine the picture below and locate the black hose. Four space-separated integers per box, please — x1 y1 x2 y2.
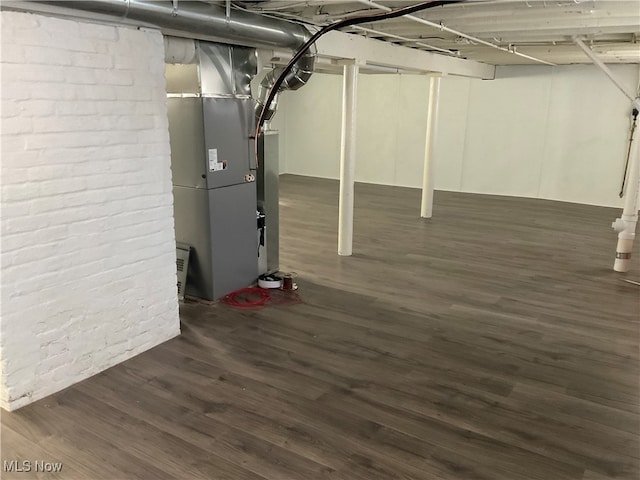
254 0 465 162
620 107 639 198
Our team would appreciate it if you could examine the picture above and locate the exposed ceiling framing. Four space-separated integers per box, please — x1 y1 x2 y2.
228 0 640 65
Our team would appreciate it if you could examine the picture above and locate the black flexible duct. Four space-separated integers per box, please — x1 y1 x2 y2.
254 0 465 150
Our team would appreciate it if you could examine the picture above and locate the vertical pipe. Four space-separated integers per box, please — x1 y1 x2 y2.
338 62 359 256
613 130 640 272
574 37 640 272
421 75 441 218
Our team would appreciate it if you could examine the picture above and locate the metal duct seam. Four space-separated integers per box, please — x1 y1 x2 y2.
9 0 316 115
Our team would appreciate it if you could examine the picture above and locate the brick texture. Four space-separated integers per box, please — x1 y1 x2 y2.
0 11 180 411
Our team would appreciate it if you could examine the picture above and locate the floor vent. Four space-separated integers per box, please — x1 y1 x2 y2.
176 242 191 302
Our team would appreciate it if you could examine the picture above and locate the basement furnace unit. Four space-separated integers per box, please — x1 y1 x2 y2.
167 41 279 301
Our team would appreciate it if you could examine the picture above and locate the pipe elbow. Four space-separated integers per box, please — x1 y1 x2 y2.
612 217 638 238
612 217 626 232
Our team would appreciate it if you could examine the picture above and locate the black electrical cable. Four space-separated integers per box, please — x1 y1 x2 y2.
254 0 465 162
620 107 639 198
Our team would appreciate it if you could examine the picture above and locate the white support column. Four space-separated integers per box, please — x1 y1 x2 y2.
338 62 359 256
420 75 441 218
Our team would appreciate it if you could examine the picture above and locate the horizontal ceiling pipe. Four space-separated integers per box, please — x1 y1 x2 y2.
354 0 557 66
6 0 317 115
351 25 458 55
11 0 313 49
245 8 459 57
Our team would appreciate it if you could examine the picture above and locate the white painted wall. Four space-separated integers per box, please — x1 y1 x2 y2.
272 64 639 207
1 11 180 411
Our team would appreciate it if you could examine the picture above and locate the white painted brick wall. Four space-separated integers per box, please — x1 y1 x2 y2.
0 11 180 411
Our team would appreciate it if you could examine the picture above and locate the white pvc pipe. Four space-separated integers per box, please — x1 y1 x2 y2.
574 39 640 271
352 26 455 56
355 0 556 66
338 62 359 256
612 130 640 272
637 170 640 213
421 75 441 219
574 37 640 108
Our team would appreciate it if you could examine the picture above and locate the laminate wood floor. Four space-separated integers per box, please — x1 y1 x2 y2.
2 174 639 479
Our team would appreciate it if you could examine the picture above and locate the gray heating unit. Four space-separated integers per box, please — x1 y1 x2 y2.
167 42 279 301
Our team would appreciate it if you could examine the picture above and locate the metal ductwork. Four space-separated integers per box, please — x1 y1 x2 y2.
8 0 316 118
257 53 314 122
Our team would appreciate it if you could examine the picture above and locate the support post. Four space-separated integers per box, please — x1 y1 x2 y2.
338 62 359 256
421 75 441 218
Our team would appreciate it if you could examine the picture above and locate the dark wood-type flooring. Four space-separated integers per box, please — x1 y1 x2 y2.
2 174 639 479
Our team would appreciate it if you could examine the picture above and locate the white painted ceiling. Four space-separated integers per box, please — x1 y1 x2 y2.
230 0 640 65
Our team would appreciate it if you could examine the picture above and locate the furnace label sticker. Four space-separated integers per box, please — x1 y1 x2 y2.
208 148 227 172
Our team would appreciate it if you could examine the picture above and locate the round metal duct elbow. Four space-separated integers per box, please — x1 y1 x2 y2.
257 47 316 122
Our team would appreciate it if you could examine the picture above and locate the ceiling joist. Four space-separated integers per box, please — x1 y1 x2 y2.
231 0 640 65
